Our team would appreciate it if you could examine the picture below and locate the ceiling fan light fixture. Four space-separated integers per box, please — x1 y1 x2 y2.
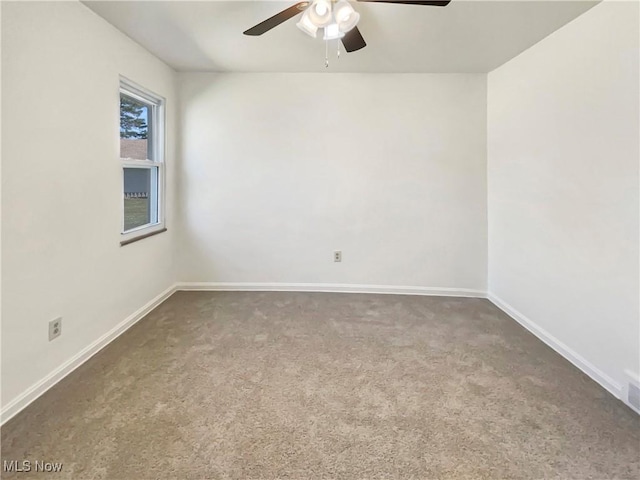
334 1 360 32
323 21 345 40
314 0 329 16
308 0 333 27
296 9 318 37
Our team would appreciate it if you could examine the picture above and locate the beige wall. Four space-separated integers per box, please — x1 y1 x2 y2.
1 1 177 415
488 0 639 404
3 0 638 422
177 73 488 291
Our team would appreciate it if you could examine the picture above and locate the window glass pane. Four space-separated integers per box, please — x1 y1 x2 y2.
123 167 158 231
120 94 152 160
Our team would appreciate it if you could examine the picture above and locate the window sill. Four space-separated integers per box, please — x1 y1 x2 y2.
120 227 167 246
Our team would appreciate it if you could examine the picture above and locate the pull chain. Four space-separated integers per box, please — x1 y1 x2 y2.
325 40 329 68
337 41 340 60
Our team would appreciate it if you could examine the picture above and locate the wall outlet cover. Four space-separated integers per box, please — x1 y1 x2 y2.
49 317 62 341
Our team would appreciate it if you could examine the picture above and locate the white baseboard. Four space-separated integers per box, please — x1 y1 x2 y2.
178 284 626 405
176 282 487 298
2 284 630 425
488 292 623 400
0 284 177 426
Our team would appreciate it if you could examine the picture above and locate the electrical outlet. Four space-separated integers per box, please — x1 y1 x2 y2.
49 317 62 341
334 251 342 262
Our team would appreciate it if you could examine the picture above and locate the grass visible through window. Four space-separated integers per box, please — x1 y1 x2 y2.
124 198 150 231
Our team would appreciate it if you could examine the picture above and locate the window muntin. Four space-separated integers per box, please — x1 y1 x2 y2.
119 78 165 242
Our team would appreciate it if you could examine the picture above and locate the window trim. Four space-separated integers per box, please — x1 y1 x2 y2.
119 76 166 245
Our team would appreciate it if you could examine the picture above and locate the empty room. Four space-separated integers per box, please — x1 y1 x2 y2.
1 0 639 478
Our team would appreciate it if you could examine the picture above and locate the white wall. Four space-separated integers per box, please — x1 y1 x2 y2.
488 0 639 398
1 1 177 415
178 73 487 292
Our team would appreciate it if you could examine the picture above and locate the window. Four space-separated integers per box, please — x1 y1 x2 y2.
119 78 165 245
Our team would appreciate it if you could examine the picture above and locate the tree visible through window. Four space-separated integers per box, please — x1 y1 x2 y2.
120 96 148 140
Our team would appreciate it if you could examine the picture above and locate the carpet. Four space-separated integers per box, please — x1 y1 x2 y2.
2 292 638 479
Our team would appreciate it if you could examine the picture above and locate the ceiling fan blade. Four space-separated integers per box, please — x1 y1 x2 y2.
356 0 451 5
243 2 310 36
342 27 367 53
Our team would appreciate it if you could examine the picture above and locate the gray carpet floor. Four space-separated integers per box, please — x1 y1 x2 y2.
1 292 639 479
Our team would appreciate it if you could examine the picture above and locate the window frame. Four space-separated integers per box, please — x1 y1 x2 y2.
119 77 166 245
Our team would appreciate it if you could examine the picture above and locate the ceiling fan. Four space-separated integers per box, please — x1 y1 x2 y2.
243 0 451 55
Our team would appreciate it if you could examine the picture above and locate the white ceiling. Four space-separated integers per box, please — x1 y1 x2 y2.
83 0 599 73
